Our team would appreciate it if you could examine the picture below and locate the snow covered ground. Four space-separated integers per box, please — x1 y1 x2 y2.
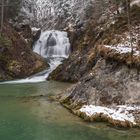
80 105 140 126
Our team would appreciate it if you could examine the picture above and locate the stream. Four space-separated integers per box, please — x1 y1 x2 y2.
0 81 140 140
0 30 139 140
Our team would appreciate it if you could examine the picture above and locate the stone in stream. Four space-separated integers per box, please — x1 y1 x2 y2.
46 33 57 47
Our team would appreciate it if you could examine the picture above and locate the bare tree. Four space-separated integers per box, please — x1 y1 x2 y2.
126 0 133 58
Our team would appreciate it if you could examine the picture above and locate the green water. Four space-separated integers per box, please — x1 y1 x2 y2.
0 81 139 140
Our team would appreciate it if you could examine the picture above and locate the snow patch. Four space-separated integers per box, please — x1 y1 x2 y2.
104 45 140 56
80 105 138 124
31 27 40 32
131 0 140 6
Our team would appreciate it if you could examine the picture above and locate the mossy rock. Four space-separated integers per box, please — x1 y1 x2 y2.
8 60 22 73
0 24 47 81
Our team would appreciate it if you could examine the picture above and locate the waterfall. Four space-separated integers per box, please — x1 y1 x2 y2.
33 30 70 72
2 30 70 84
34 30 70 59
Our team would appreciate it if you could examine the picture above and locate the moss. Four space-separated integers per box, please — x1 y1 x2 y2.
0 34 12 48
7 60 22 74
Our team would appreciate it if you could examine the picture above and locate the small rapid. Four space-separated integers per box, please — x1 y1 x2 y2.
1 30 70 84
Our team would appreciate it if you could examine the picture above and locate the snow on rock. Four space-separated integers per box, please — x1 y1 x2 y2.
31 27 41 36
80 105 139 125
19 0 35 24
103 27 140 56
31 27 40 32
31 0 94 28
104 45 140 56
20 0 110 29
131 0 140 7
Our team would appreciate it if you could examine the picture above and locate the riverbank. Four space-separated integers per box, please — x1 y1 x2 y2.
1 0 140 129
0 81 140 140
49 5 140 127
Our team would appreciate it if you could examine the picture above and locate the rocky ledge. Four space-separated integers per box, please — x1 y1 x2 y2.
49 5 140 127
58 46 140 127
77 105 140 128
58 59 140 127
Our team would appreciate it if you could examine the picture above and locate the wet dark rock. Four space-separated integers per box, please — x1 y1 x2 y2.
32 29 41 46
48 47 97 82
46 34 57 47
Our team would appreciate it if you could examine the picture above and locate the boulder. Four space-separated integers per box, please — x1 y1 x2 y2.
0 24 47 81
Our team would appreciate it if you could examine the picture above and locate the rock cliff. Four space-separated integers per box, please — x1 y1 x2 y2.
49 5 140 127
0 24 47 81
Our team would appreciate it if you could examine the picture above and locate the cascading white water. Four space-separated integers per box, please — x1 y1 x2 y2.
33 30 70 72
2 30 70 84
34 30 70 59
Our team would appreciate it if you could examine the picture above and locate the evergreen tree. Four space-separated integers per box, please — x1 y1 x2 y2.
6 0 21 19
0 0 21 21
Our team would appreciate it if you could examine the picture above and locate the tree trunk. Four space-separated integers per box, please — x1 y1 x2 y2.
0 0 4 32
126 0 133 62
